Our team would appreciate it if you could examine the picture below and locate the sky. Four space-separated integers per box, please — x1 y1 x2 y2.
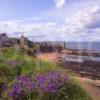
0 0 100 41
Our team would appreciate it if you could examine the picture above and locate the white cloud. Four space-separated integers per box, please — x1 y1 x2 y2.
62 5 100 41
54 0 65 8
0 21 18 33
0 6 100 41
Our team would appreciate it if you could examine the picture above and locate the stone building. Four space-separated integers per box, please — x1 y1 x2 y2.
19 34 25 49
34 42 66 54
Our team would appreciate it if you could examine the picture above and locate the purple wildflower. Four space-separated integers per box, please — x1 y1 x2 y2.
36 70 68 94
6 61 21 67
8 70 69 99
8 75 36 98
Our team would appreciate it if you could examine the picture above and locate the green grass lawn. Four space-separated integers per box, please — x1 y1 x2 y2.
0 47 92 100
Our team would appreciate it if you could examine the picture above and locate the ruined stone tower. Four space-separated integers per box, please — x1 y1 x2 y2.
19 33 25 49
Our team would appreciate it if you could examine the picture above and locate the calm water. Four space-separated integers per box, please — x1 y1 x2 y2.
65 42 100 52
64 42 100 62
64 55 100 62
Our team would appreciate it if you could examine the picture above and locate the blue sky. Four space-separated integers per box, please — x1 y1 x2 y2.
0 0 100 41
0 0 55 20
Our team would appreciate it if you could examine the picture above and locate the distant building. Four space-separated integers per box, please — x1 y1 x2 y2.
34 42 65 54
19 34 25 49
19 33 30 49
0 33 12 47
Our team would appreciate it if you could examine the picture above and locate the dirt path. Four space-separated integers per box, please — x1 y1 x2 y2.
37 52 61 63
75 77 100 100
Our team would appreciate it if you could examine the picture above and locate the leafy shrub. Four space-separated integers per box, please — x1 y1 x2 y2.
8 71 68 100
6 67 22 82
0 82 6 98
8 71 92 100
56 79 92 100
0 65 7 76
8 76 36 100
0 48 92 100
35 70 68 94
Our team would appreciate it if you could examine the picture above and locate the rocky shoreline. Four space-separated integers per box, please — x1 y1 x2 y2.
60 60 100 80
37 52 100 80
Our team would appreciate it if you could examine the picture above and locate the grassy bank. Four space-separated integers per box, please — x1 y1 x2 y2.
0 47 92 100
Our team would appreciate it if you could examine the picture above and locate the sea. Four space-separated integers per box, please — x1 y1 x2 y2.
65 42 100 52
64 42 100 62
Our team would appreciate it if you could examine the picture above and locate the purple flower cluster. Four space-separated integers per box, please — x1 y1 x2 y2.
8 76 36 98
6 61 21 67
0 82 6 97
36 71 68 94
8 71 68 98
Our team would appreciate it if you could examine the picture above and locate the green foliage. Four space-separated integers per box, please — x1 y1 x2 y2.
35 60 56 73
31 79 92 100
56 79 92 100
0 64 8 82
7 66 22 81
0 47 92 100
0 47 56 79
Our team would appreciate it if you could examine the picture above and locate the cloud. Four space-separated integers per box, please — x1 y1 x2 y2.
62 5 100 41
0 6 100 41
54 0 65 8
0 20 65 41
0 21 18 33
